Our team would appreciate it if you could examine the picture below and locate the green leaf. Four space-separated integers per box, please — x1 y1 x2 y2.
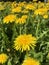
7 59 12 65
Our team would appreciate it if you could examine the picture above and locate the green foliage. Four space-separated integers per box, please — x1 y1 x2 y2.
0 1 49 65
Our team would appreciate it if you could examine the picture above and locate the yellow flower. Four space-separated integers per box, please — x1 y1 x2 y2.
38 3 44 8
11 2 17 8
16 15 28 24
14 34 37 52
0 6 5 10
22 15 28 19
25 4 35 11
3 14 16 23
34 8 48 15
33 0 38 2
12 7 21 13
18 2 26 7
0 53 8 64
22 57 40 65
0 2 5 11
22 9 29 14
43 14 48 19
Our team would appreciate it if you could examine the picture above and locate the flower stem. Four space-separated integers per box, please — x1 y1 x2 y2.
36 21 40 38
20 25 22 35
24 23 27 34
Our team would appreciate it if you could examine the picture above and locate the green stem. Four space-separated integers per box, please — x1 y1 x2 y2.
19 24 22 35
36 21 40 38
0 33 6 53
24 15 29 34
0 24 5 52
1 45 3 52
12 23 16 40
24 23 27 34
